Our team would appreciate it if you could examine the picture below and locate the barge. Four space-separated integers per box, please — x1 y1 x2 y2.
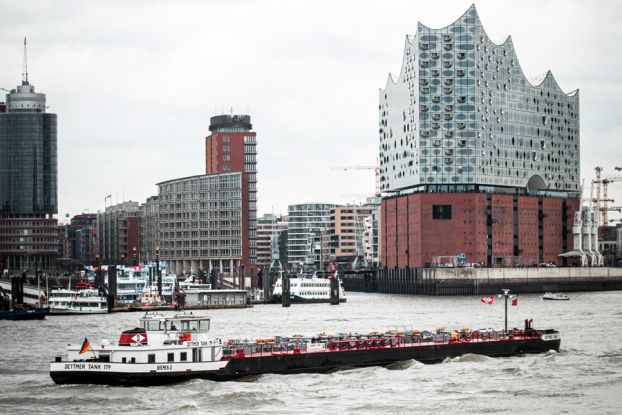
50 313 561 386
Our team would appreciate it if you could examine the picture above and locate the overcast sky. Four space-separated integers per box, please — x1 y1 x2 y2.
1 0 621 222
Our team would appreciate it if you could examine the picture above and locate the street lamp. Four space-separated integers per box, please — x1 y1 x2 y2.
498 289 515 335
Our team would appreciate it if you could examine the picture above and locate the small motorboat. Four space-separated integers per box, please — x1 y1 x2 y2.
542 292 569 301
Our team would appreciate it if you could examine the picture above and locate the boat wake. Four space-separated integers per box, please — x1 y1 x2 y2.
386 359 423 370
443 353 493 364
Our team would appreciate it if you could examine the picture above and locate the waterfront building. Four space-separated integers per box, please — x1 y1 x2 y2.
0 40 59 273
157 173 243 276
205 114 258 280
62 214 97 266
379 5 581 268
256 213 287 268
139 195 159 264
287 203 336 269
363 196 381 267
96 201 141 266
329 205 376 268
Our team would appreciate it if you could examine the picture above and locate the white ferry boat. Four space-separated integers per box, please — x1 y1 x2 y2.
272 273 346 303
49 288 108 314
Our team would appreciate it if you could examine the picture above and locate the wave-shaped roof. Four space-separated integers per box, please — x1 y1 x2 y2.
380 4 578 97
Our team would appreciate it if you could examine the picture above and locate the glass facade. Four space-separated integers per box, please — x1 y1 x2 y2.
287 203 337 267
0 113 57 214
379 5 580 195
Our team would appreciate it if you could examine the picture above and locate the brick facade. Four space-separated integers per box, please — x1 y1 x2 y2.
381 193 579 268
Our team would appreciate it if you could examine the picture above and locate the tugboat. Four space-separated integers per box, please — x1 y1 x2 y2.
50 313 561 386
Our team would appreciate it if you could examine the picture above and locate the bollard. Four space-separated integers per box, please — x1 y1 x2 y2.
210 268 219 290
282 276 290 307
107 265 117 311
330 277 340 305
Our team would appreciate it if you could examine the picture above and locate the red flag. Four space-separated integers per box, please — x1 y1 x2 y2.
79 337 91 355
480 296 494 305
511 298 518 306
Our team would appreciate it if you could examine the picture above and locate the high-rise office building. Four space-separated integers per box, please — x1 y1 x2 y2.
379 6 580 268
205 114 258 279
0 40 58 273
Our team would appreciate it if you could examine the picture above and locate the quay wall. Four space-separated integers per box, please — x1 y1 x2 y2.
341 268 622 296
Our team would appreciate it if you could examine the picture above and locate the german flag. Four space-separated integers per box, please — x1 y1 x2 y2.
79 337 91 355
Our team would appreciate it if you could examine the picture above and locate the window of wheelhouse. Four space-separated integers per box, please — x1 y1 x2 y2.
142 319 163 331
181 319 209 331
165 320 181 331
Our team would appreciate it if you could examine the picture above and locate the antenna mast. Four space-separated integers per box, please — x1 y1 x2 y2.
22 37 29 85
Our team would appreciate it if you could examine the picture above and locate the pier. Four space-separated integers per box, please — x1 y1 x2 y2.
341 267 622 295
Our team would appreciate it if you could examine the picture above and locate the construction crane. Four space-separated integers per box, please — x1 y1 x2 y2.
593 166 603 213
592 166 622 226
331 160 380 197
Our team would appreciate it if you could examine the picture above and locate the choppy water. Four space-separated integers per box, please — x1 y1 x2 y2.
1 291 622 414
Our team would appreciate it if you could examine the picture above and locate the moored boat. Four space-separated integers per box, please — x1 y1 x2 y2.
49 288 108 314
272 273 347 304
50 313 561 386
543 292 570 301
0 305 48 320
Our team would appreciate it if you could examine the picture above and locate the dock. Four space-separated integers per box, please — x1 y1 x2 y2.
341 267 622 295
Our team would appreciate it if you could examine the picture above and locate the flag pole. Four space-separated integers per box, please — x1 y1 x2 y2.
90 342 97 359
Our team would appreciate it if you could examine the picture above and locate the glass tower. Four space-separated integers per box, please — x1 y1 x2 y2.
0 44 58 273
379 5 580 196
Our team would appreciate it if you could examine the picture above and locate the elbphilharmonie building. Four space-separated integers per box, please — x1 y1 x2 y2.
379 5 581 268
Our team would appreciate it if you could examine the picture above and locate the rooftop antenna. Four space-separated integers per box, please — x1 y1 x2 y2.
22 37 29 85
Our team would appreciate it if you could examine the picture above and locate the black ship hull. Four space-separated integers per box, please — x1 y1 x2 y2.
0 307 48 320
50 335 560 386
271 295 347 304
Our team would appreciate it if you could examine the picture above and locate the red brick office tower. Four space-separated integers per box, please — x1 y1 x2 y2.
205 114 257 285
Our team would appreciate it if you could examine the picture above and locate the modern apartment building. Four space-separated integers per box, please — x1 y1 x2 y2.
63 214 97 266
287 203 336 269
256 213 287 268
379 5 580 268
139 195 159 263
0 40 59 273
329 206 376 267
157 173 243 276
96 201 141 265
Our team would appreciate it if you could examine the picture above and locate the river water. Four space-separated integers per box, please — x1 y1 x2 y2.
1 291 621 414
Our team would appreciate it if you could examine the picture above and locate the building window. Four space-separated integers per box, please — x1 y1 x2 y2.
148 354 155 363
432 205 452 220
180 352 187 361
167 352 174 362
